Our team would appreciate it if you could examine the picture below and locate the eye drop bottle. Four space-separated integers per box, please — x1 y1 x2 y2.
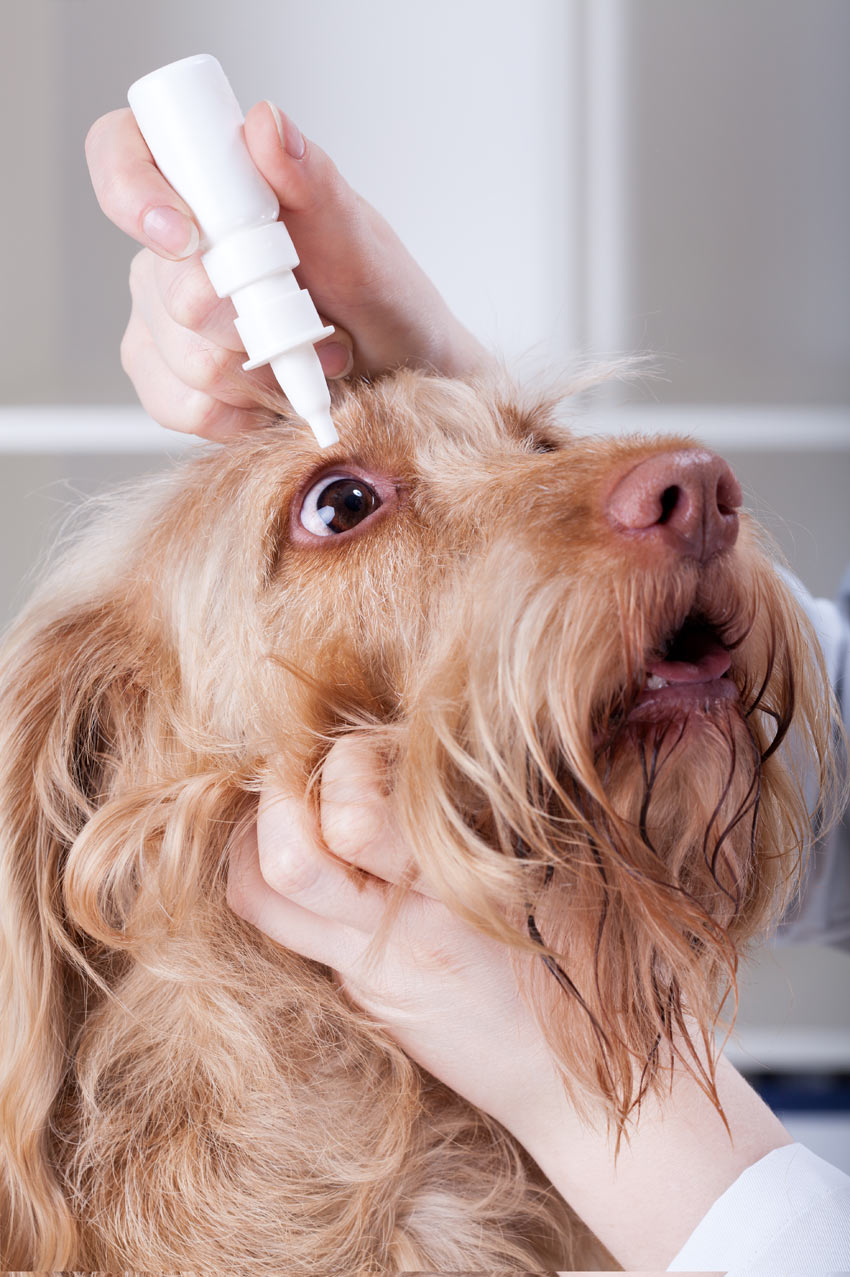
128 53 338 447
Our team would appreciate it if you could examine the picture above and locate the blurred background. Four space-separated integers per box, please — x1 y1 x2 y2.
2 0 849 1168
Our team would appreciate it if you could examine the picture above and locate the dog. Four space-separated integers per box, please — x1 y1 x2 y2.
0 369 840 1271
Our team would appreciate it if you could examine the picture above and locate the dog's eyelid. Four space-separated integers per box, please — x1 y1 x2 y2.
292 462 399 504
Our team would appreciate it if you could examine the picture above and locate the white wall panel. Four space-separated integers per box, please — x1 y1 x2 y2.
623 0 850 405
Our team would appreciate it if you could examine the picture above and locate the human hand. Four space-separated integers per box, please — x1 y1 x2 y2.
85 102 487 440
227 734 792 1271
226 734 555 1130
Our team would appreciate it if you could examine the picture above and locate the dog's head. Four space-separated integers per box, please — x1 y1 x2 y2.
0 370 841 1148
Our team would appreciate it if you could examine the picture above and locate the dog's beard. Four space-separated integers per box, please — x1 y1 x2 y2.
494 698 776 1125
601 707 762 927
398 535 831 1127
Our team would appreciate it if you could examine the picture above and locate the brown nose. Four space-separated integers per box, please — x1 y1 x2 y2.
605 449 741 561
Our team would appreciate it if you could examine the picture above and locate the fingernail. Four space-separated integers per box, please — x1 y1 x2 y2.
318 340 354 380
265 100 305 160
142 206 199 258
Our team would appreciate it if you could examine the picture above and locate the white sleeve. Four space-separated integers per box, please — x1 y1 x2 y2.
667 1143 850 1274
774 568 850 951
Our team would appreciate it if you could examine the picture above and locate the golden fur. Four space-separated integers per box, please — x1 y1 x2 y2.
0 370 842 1270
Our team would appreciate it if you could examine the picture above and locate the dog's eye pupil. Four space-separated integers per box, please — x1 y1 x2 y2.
314 479 378 533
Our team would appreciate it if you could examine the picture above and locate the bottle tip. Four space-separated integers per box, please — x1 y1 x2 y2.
308 409 339 449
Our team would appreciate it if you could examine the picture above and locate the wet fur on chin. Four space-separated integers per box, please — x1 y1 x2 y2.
0 369 842 1271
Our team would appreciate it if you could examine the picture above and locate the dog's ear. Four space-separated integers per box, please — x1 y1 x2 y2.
0 587 156 1265
0 526 259 1267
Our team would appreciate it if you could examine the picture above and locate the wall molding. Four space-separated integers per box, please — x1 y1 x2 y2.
0 403 846 453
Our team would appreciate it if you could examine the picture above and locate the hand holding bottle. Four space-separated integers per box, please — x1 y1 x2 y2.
86 91 486 440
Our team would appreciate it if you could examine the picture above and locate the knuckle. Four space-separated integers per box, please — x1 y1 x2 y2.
185 336 234 392
322 801 380 866
401 901 466 975
164 267 217 332
420 934 465 977
259 846 319 899
183 391 225 438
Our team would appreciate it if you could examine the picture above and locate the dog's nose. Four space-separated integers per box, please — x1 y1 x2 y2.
605 449 741 561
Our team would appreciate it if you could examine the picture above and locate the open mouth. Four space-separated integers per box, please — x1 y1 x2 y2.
629 618 737 722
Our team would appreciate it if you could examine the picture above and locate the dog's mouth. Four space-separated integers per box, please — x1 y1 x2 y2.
628 617 736 722
648 618 732 684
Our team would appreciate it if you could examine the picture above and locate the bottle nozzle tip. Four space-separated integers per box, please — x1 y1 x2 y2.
308 409 338 448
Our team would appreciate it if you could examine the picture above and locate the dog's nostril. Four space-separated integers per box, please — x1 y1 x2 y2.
657 486 681 525
716 475 738 517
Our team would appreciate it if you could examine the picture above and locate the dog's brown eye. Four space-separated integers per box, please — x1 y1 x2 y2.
300 473 382 537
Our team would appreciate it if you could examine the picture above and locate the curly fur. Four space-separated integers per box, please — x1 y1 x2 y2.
0 370 842 1271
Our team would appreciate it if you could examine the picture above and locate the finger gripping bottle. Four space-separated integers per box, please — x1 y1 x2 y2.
128 53 338 447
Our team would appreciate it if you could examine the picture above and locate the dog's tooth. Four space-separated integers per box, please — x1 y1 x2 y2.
646 674 669 689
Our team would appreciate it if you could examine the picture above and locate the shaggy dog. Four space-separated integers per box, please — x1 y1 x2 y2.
0 370 840 1271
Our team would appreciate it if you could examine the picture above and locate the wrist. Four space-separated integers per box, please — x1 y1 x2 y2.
505 1051 791 1271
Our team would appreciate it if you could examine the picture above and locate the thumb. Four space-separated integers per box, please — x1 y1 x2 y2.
315 323 355 380
243 100 349 219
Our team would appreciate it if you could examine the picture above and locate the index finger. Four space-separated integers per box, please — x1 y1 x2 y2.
319 735 440 901
85 107 200 260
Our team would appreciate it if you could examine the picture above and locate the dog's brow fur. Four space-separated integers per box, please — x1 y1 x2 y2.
0 369 842 1270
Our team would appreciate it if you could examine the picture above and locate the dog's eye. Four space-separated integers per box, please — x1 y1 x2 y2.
299 473 382 537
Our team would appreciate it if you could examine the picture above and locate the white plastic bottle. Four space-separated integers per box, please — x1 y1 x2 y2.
128 54 338 447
